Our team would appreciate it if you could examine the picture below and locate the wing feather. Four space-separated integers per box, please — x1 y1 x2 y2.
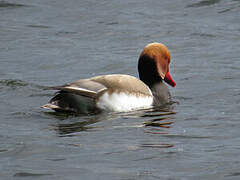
48 79 107 98
46 74 152 99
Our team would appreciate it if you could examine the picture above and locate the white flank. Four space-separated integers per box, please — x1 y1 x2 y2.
96 91 153 112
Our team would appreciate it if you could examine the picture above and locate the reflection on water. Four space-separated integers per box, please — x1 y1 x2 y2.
47 112 106 135
46 107 177 149
144 118 174 128
48 107 176 139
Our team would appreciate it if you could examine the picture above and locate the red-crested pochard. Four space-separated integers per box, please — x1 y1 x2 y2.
41 42 176 113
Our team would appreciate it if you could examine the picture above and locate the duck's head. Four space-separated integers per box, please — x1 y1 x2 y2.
138 42 176 88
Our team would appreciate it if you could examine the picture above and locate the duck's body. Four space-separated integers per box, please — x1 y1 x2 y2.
42 43 176 113
43 74 154 113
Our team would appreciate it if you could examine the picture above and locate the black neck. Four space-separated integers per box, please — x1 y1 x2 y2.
138 55 163 88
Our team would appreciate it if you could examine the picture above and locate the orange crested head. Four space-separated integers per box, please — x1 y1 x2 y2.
138 42 176 87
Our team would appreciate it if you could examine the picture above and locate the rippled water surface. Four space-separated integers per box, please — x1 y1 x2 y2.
1 0 240 179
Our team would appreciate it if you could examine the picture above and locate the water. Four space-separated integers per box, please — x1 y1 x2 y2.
1 0 240 179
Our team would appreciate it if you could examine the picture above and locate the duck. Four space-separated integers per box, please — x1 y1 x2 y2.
41 42 176 114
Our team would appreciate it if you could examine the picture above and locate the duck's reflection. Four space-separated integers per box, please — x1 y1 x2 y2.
46 105 176 136
45 112 109 135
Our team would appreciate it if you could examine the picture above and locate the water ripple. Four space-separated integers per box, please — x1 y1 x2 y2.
186 0 221 8
0 79 46 94
14 172 52 177
0 1 26 8
0 79 28 88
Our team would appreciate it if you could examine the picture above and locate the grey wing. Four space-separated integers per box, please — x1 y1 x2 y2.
48 79 107 99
